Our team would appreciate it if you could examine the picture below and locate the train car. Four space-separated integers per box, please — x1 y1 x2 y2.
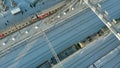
31 15 38 23
37 11 51 20
0 33 5 39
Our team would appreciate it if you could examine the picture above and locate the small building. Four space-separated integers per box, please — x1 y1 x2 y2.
11 7 21 15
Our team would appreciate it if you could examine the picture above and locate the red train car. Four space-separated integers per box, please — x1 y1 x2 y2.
37 11 51 20
0 34 5 39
